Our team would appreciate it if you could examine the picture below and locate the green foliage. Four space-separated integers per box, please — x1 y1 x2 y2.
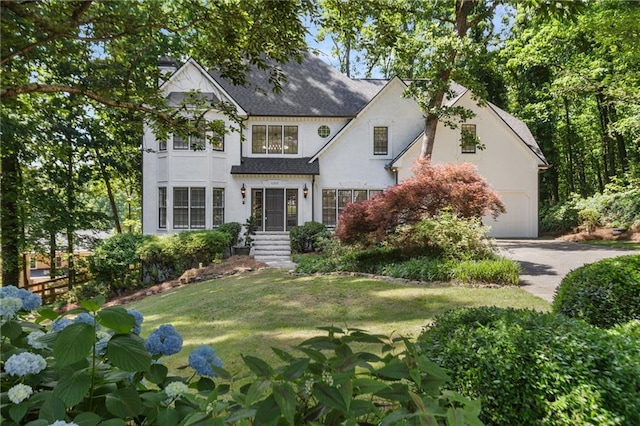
578 208 600 233
168 230 231 271
417 307 640 425
87 230 230 298
217 222 242 248
242 216 259 247
391 212 498 261
289 222 330 254
88 233 148 291
2 299 483 425
295 251 520 286
553 255 640 328
540 180 640 233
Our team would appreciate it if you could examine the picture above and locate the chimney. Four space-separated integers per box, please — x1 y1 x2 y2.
158 56 179 86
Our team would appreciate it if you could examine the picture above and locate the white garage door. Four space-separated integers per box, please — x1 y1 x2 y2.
484 191 533 238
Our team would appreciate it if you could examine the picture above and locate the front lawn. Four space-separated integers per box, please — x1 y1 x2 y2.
126 269 549 373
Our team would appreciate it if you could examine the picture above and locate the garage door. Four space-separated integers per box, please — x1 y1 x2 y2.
484 191 532 238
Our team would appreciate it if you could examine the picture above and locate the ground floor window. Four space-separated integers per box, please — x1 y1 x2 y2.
321 189 383 226
158 187 167 229
173 187 206 229
212 188 225 227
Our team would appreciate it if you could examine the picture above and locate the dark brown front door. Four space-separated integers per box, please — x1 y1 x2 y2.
265 189 285 231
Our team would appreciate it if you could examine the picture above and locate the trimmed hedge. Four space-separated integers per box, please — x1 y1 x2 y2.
417 307 640 425
553 254 640 328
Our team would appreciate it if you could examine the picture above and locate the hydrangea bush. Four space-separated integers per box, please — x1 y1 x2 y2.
2 286 481 425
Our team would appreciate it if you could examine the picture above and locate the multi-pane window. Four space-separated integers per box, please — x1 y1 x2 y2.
461 124 477 154
159 140 167 151
173 187 206 229
173 188 189 228
158 187 167 229
373 126 388 155
322 189 383 226
252 125 298 154
172 120 224 151
212 188 225 227
190 188 206 228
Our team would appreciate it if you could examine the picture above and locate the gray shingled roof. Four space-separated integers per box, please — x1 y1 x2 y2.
230 157 320 175
487 102 548 165
209 54 386 117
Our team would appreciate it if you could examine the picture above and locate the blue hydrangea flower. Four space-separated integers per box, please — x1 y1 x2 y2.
0 285 41 311
49 421 79 426
8 383 33 404
74 312 95 325
52 317 72 332
4 352 47 376
0 297 22 320
189 345 223 377
127 309 144 334
27 330 47 349
145 324 183 356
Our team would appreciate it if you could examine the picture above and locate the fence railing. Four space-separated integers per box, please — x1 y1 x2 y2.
24 273 91 305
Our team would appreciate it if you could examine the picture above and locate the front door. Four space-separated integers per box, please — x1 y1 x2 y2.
265 189 285 231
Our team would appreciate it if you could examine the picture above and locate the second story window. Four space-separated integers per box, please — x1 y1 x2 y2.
373 126 388 155
252 125 298 154
173 120 222 151
461 124 477 154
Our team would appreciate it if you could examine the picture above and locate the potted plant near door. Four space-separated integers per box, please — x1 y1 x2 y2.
234 216 257 256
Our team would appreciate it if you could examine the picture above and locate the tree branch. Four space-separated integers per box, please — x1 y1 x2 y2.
1 83 173 123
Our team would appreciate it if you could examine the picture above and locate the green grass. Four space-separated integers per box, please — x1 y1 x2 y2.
125 269 550 374
580 240 640 250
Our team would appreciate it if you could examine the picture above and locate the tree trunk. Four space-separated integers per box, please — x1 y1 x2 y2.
563 97 575 193
49 232 57 278
1 141 21 286
595 92 613 183
66 137 75 289
608 104 628 174
95 148 122 233
420 72 451 158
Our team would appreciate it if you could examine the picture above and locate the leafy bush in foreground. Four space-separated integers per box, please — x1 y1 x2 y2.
1 287 482 425
553 254 640 328
417 307 640 425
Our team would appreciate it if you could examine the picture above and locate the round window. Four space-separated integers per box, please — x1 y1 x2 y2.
317 125 331 138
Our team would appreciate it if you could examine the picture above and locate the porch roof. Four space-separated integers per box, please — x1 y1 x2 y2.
230 157 319 175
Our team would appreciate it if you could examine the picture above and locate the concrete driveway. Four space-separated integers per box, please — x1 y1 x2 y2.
496 239 638 303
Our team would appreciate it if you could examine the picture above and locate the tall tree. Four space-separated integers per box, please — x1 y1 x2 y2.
1 0 309 284
317 0 581 160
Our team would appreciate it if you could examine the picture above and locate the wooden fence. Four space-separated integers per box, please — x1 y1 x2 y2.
24 273 91 305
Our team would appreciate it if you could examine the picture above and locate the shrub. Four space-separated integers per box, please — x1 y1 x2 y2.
336 159 505 246
217 222 242 248
290 221 330 253
453 258 520 285
1 290 482 425
539 201 579 233
88 233 148 291
137 235 176 284
380 257 519 285
391 211 497 261
553 254 640 328
417 307 640 425
578 208 600 233
166 230 230 272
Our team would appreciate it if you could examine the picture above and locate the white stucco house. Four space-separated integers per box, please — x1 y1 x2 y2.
142 53 548 249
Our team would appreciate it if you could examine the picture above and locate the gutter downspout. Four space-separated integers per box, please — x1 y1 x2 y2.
311 174 315 223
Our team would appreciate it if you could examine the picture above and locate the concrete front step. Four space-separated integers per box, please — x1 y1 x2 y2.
253 232 291 260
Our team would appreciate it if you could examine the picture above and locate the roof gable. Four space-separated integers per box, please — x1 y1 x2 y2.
160 58 247 115
388 87 548 168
